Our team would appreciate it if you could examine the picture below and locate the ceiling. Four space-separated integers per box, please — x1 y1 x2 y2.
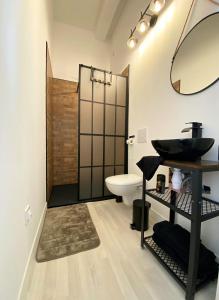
53 0 102 31
53 0 126 40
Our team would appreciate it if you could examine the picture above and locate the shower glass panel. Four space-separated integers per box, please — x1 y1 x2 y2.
92 167 103 197
80 135 92 167
116 107 126 136
93 103 104 134
80 67 92 100
115 137 125 165
105 137 115 166
115 166 125 175
93 71 104 102
80 168 91 200
80 101 92 133
105 74 116 104
105 105 115 135
93 136 103 166
79 65 128 201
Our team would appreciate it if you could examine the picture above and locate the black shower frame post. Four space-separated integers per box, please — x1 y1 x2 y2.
114 76 117 177
102 70 106 197
45 42 49 202
124 75 129 175
141 161 219 300
77 64 81 202
90 68 94 199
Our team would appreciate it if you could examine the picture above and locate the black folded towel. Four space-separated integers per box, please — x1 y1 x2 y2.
153 221 216 264
152 233 187 270
152 233 218 280
152 221 218 279
137 156 164 181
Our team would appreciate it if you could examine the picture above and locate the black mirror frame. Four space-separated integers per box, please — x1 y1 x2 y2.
170 12 219 96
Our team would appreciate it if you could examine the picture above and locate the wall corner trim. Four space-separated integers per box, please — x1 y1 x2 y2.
17 203 47 300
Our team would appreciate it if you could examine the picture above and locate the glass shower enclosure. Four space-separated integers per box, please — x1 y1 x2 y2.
78 64 128 201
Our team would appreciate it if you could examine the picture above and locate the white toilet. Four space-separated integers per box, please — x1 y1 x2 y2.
105 174 142 206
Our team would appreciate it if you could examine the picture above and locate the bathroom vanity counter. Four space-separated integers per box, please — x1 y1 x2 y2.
141 159 219 300
162 159 219 172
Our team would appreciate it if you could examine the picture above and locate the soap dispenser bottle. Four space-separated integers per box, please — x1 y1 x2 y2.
171 168 182 192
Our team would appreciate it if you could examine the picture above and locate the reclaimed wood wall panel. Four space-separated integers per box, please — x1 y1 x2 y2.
52 78 78 185
46 45 53 201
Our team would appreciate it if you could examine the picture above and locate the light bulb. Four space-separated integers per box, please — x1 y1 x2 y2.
137 17 150 33
150 0 165 14
127 36 138 49
138 21 147 33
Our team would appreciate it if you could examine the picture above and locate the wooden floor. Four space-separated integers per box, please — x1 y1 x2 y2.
26 200 217 300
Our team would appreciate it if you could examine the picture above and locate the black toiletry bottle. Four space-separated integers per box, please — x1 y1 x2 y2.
156 174 166 194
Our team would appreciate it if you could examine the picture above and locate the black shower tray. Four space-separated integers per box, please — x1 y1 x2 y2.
143 236 217 291
145 188 219 222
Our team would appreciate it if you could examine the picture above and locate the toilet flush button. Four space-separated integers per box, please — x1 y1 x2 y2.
137 128 147 143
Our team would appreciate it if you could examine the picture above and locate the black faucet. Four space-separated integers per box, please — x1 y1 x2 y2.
181 122 203 138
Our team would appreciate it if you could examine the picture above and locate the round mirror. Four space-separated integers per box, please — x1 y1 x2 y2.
171 12 219 95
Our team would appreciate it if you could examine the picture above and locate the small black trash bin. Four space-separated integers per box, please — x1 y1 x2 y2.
130 199 151 231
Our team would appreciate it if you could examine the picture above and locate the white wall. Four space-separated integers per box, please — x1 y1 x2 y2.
110 0 219 257
52 21 110 81
0 1 53 299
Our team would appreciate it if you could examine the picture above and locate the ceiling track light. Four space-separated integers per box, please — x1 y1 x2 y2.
127 0 165 49
127 30 138 49
137 12 150 33
136 13 158 34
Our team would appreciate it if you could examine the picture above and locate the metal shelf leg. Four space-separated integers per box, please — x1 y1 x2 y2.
141 176 146 248
169 190 177 224
186 170 202 300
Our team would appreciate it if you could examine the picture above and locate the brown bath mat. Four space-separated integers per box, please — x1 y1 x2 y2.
36 204 100 262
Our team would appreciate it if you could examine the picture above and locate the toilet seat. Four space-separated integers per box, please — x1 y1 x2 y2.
105 174 142 186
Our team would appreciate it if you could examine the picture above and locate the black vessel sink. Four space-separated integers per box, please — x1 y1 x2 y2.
152 138 215 161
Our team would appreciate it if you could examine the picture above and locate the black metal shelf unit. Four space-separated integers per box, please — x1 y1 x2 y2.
140 160 219 300
146 188 219 222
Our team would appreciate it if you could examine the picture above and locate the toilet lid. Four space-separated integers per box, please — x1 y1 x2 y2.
105 174 142 185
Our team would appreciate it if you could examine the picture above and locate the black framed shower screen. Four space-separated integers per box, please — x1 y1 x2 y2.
78 64 128 201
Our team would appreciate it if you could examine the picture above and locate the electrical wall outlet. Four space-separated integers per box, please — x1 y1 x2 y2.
202 185 211 194
24 205 32 226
